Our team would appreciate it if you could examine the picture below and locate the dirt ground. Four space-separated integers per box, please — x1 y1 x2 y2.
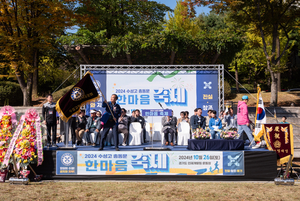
0 181 299 201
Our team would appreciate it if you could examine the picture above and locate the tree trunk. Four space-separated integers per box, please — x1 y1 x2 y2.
269 63 278 107
277 73 281 92
12 61 33 106
32 69 38 98
32 50 39 98
276 36 281 92
235 62 239 93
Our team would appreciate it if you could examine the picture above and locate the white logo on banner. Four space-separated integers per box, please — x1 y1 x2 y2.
227 155 240 167
204 82 212 89
61 153 74 166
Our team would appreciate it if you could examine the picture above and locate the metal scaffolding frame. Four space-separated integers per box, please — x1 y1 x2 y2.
80 65 225 112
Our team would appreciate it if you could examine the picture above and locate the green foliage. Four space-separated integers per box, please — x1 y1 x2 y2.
0 81 22 106
76 0 172 38
52 85 74 102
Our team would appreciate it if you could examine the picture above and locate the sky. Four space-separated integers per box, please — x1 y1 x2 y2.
66 0 211 33
157 0 211 16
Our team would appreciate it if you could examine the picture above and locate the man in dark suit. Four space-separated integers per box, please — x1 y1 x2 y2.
161 110 177 146
99 94 121 151
190 108 206 131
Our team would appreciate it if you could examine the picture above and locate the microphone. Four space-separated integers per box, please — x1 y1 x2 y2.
158 102 164 109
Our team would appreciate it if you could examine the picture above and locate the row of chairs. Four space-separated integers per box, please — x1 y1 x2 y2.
83 122 191 146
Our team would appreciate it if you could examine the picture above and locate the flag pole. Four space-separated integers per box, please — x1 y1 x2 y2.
89 72 116 123
249 84 260 147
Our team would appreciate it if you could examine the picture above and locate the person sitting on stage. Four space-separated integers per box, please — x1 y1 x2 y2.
206 109 213 127
130 110 136 122
162 110 177 146
75 110 87 146
84 109 101 146
131 109 146 142
190 108 206 130
96 110 102 118
224 107 237 130
177 111 188 126
209 110 222 139
237 95 256 148
184 111 190 122
99 94 121 151
118 108 130 146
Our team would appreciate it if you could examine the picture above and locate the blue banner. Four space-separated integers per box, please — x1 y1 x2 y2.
56 151 244 176
196 70 219 116
142 109 172 116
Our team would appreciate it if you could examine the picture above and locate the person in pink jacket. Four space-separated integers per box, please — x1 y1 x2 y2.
237 96 255 148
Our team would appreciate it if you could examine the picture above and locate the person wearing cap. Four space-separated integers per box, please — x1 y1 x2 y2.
237 95 255 148
84 109 101 146
99 94 121 151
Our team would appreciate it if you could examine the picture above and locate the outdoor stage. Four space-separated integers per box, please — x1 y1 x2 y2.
32 142 277 181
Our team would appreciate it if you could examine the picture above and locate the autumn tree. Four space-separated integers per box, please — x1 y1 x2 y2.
0 0 76 105
165 0 199 37
185 0 300 106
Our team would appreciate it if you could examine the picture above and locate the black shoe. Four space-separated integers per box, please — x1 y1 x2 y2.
115 148 120 151
98 147 103 151
52 144 58 147
77 141 81 146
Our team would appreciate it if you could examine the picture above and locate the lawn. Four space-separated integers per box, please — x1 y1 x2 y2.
0 181 299 201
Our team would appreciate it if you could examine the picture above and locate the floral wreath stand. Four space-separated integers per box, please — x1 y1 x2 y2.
2 109 44 184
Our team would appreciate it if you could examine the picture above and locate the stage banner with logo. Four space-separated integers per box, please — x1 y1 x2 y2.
88 70 218 117
56 151 244 176
260 124 294 164
56 151 78 175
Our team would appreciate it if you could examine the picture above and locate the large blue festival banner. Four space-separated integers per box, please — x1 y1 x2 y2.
56 151 244 176
87 70 219 117
196 70 219 116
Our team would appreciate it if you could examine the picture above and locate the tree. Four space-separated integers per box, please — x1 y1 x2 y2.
185 0 300 106
165 0 200 37
76 0 172 38
0 0 76 105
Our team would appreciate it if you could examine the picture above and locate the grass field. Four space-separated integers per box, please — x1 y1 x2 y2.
0 181 299 201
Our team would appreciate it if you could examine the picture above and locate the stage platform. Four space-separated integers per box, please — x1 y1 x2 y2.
32 142 277 181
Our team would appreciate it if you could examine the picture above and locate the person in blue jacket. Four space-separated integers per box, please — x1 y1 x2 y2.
99 94 121 151
209 110 222 139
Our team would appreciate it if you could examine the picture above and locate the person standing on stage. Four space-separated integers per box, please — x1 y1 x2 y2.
190 108 206 130
237 95 255 148
162 110 177 146
70 114 77 147
75 110 87 146
118 108 130 146
99 94 121 151
85 110 101 146
131 109 146 142
42 94 59 147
